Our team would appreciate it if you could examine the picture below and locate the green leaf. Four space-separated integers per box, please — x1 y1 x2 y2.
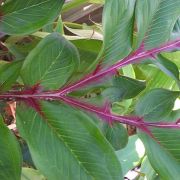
137 96 180 178
100 0 136 65
135 0 180 49
152 55 180 87
116 135 145 175
21 168 46 180
62 0 88 13
0 60 22 92
65 25 103 41
16 102 123 180
5 36 40 60
0 0 64 35
89 0 104 4
71 39 102 74
102 123 128 150
135 64 178 92
135 88 179 120
139 131 180 179
21 33 79 90
102 76 146 102
0 115 22 180
162 51 180 69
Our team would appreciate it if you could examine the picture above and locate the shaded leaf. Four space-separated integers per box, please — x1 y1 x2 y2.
0 60 22 92
0 115 22 180
102 123 128 150
102 76 146 102
71 39 102 74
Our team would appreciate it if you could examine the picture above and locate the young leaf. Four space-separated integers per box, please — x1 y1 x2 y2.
21 33 80 90
102 76 146 102
0 60 22 92
0 0 64 35
21 168 46 180
16 102 123 180
135 88 180 120
0 116 22 180
102 123 128 150
135 0 180 49
151 55 180 87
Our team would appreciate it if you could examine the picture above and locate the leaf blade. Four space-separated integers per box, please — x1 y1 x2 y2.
0 60 22 92
0 116 22 180
21 33 80 90
16 102 123 180
0 0 64 35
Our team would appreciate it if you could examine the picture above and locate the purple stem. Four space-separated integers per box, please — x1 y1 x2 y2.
57 39 180 95
1 91 180 129
0 39 180 131
58 95 180 129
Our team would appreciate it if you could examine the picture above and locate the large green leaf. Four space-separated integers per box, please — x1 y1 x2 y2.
0 116 22 180
139 130 180 179
0 60 22 92
136 90 180 179
21 33 79 90
100 0 136 65
0 0 64 35
16 102 123 180
135 0 180 49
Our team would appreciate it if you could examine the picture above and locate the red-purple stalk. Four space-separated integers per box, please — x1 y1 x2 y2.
56 39 180 95
0 40 180 132
1 91 180 131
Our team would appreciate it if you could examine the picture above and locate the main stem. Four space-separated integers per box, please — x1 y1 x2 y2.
57 39 180 95
0 39 180 130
